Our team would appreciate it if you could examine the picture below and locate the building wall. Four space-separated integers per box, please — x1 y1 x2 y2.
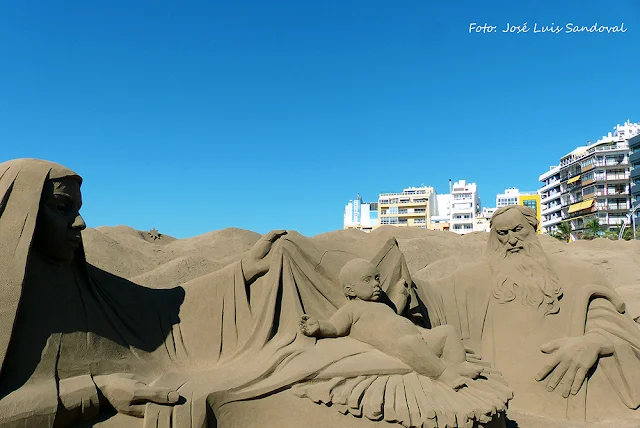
474 217 491 232
377 186 434 229
496 188 520 208
518 194 541 233
428 220 450 232
539 165 562 234
630 134 640 226
450 180 480 234
344 195 379 232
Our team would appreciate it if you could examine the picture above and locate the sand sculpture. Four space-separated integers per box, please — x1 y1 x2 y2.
0 159 509 428
0 158 638 428
299 259 484 389
419 205 640 424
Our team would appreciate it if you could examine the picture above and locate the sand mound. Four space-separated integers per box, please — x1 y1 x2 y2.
82 227 640 299
83 226 258 283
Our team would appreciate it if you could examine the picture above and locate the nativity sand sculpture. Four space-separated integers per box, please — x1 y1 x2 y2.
419 205 640 425
0 158 510 428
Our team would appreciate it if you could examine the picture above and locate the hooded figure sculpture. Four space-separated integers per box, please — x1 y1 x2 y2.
0 159 195 426
0 159 510 428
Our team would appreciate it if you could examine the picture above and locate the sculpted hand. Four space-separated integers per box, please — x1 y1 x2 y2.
243 230 288 281
93 373 180 418
396 278 410 297
251 229 288 260
535 334 610 398
300 314 320 337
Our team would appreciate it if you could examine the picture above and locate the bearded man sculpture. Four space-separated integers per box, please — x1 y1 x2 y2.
425 205 640 423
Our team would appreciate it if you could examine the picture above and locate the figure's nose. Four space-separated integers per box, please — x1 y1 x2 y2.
507 232 518 245
72 214 86 230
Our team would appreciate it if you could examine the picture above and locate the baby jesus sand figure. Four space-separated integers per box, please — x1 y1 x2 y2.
299 258 482 390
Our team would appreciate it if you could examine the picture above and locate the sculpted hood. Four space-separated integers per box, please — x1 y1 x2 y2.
0 158 83 375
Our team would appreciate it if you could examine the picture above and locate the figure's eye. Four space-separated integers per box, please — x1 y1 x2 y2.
497 230 507 236
513 226 523 232
364 277 370 283
56 204 68 212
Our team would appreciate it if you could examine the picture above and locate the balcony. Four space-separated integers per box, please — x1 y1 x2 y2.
539 179 561 192
541 190 562 201
542 215 563 226
566 199 595 218
398 200 428 206
398 211 427 217
541 204 562 215
586 174 630 184
593 190 630 197
581 163 595 173
596 205 631 212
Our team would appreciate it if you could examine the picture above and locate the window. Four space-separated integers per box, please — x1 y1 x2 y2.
523 199 537 214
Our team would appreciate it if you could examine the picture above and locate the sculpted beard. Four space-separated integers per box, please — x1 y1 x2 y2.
488 235 562 315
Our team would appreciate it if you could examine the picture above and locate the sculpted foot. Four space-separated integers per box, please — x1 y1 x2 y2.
454 361 484 379
437 368 468 390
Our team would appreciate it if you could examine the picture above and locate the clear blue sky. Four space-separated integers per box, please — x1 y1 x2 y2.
1 1 638 237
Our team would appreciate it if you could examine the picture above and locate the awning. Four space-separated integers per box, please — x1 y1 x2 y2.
567 198 594 214
567 175 581 185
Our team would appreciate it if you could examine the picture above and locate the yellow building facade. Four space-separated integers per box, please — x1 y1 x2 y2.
518 193 542 233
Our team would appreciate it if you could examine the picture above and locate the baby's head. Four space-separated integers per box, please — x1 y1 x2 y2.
339 258 382 301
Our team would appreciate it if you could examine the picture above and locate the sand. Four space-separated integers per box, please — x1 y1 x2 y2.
83 225 640 301
80 225 640 428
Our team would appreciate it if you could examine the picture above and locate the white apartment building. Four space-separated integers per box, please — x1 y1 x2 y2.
450 180 480 234
539 166 562 233
538 120 640 239
496 188 520 207
344 194 379 232
428 193 452 230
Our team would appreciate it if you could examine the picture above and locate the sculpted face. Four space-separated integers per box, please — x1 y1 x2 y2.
493 209 532 255
33 178 86 265
344 262 382 301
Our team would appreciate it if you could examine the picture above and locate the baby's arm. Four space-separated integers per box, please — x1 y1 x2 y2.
300 305 353 338
390 278 410 314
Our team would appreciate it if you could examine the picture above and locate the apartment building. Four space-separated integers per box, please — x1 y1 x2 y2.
449 180 480 234
343 194 379 232
378 186 436 228
496 188 520 208
559 121 639 239
630 134 640 217
539 166 562 234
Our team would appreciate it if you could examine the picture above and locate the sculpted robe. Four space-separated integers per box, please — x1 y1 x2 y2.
420 257 640 422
